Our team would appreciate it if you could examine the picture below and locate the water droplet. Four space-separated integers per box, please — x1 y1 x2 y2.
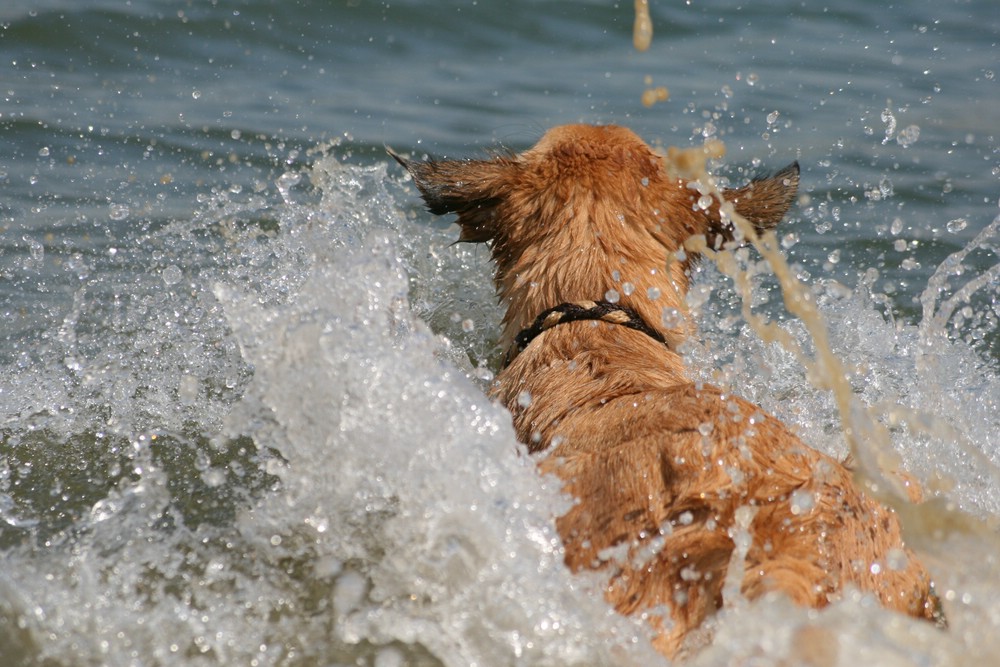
89 496 122 523
192 90 202 100
604 289 620 303
886 548 909 571
161 265 183 286
697 194 713 210
890 217 904 235
38 147 50 157
878 176 893 199
790 489 816 515
896 124 920 146
622 282 635 296
461 319 475 332
276 171 301 201
109 203 130 221
23 236 44 267
517 391 532 408
647 286 661 300
946 218 967 233
881 108 897 144
766 110 780 125
661 307 682 328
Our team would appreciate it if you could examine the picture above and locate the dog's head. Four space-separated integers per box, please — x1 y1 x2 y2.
393 124 798 350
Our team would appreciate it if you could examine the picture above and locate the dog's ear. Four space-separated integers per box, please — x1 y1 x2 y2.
389 149 516 243
714 161 800 243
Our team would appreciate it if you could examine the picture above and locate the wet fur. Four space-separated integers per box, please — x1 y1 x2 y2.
393 124 937 658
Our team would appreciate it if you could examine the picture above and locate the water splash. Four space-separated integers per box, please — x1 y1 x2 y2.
0 148 998 666
920 212 1000 355
668 140 1000 662
0 157 661 666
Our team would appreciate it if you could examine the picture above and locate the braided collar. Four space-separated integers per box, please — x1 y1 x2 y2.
506 300 667 365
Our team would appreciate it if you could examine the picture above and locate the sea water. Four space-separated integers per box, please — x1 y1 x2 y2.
2 1 999 665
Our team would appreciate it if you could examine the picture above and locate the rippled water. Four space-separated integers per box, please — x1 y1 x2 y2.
1 1 998 665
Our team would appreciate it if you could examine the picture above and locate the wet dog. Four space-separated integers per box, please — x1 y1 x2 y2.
393 124 937 657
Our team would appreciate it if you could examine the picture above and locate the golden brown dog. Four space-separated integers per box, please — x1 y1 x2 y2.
393 124 937 658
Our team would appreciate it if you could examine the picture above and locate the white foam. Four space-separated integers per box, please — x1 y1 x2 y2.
0 156 997 665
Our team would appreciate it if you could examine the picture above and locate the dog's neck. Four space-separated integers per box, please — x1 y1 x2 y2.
491 190 694 355
505 299 670 366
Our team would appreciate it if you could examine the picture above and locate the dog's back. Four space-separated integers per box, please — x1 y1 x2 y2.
395 124 938 657
497 329 935 655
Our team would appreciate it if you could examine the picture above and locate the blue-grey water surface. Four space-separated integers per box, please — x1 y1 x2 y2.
1 1 999 665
